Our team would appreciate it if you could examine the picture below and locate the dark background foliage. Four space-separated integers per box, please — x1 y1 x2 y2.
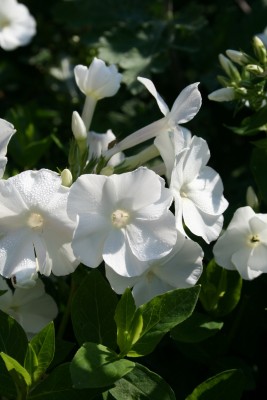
1 1 267 398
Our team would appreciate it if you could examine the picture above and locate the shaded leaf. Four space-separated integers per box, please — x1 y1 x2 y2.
70 342 135 389
71 270 118 349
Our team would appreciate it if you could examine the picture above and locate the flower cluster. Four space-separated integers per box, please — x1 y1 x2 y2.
208 36 267 111
0 56 229 333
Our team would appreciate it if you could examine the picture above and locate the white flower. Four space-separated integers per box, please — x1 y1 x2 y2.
74 58 122 100
88 129 124 167
0 169 78 286
169 131 228 243
67 167 177 277
0 277 57 337
208 87 236 102
0 118 16 178
104 78 201 159
106 231 203 306
0 0 36 51
213 206 267 280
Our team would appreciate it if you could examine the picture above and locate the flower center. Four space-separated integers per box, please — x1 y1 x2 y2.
111 209 130 228
0 17 10 29
248 234 260 247
27 212 44 230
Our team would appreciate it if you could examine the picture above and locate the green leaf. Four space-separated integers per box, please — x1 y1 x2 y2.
0 309 28 364
71 270 118 349
0 290 7 296
186 369 245 400
28 363 101 400
229 104 267 136
129 286 200 357
171 312 223 343
0 358 17 397
0 352 31 397
251 146 267 206
70 342 135 389
115 288 143 355
25 322 55 384
199 260 242 317
108 363 175 400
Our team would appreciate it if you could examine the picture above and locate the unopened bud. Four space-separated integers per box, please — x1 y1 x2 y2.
208 87 235 102
61 168 73 187
219 54 241 81
245 64 264 75
246 186 259 210
72 111 87 141
235 87 248 95
226 49 251 66
253 36 267 64
100 165 114 176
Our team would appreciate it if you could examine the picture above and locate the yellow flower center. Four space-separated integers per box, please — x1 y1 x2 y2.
248 234 260 247
27 213 44 230
111 209 130 228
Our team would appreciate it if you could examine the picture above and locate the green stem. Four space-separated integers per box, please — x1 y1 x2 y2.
56 277 76 340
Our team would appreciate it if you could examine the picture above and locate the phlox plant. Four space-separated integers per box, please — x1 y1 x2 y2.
1 1 267 399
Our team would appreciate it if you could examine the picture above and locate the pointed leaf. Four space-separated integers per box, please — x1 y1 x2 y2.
129 286 200 357
115 288 143 355
186 369 245 400
0 309 28 364
0 352 31 397
28 363 101 400
171 312 223 343
108 363 175 400
71 270 118 349
25 322 55 384
70 342 135 389
199 260 242 317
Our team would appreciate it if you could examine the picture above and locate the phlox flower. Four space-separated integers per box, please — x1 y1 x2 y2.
74 58 122 100
67 167 177 277
88 129 124 167
0 118 16 178
0 169 78 286
213 206 267 280
74 58 122 131
0 0 36 51
0 277 57 337
104 77 201 159
169 130 228 243
105 231 203 306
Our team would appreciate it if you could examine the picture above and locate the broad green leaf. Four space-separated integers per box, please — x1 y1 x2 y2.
229 104 267 136
251 146 267 206
71 270 118 349
108 363 175 400
0 309 28 364
0 352 31 397
28 363 101 400
171 312 223 343
24 343 38 382
129 286 200 357
115 288 143 355
186 369 244 400
0 358 17 397
199 260 242 317
25 322 55 384
70 342 135 389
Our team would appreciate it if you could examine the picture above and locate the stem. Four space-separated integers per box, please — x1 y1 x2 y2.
81 95 97 131
56 277 76 340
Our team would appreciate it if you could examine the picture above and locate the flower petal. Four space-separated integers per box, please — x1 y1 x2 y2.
137 77 170 116
170 83 202 124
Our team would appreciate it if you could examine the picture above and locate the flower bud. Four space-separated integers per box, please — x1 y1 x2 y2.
235 87 247 95
61 169 73 187
208 87 235 102
219 54 241 81
253 36 267 64
245 64 264 75
72 111 87 141
226 49 251 66
246 186 259 210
